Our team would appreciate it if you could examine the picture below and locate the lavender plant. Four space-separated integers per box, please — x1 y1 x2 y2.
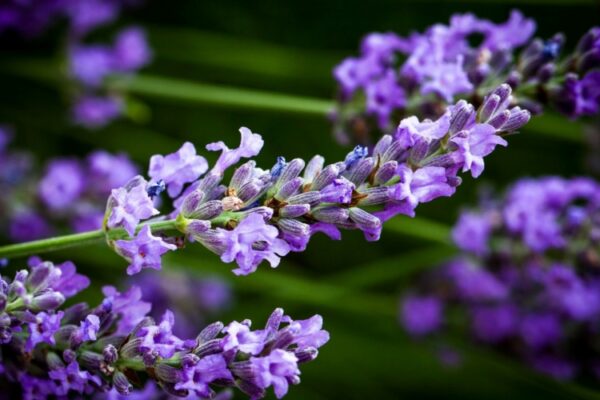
0 0 152 128
0 127 138 242
0 83 530 275
0 257 328 399
400 177 600 381
332 10 600 145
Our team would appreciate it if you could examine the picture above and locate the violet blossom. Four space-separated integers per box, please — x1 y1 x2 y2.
105 84 527 276
400 176 600 382
0 260 328 399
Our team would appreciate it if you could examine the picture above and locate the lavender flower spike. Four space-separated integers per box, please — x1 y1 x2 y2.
97 84 527 276
0 259 328 399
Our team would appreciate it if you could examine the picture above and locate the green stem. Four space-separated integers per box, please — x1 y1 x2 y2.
0 219 179 260
110 74 334 116
0 59 589 144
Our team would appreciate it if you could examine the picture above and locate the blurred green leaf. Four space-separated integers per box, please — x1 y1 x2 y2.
383 215 452 244
525 112 586 143
331 245 456 289
112 74 333 115
149 26 341 83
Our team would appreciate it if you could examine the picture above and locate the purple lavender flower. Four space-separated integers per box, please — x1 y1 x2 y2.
49 360 102 395
72 96 123 128
106 176 159 236
9 211 52 241
69 45 115 87
451 123 507 178
333 56 383 97
420 57 473 102
395 112 451 147
365 71 406 128
319 177 355 204
148 142 208 197
18 374 55 400
175 354 233 397
101 285 151 335
249 350 300 399
222 320 267 355
44 259 90 298
206 127 264 175
451 211 492 256
38 159 86 210
471 304 519 343
446 258 508 301
78 314 101 341
72 209 105 232
217 213 291 276
115 225 177 275
138 310 185 359
112 27 152 71
25 311 63 352
88 151 139 195
401 295 443 336
385 165 455 218
519 313 561 349
0 0 65 37
286 314 330 350
64 0 121 35
543 264 600 321
480 10 536 51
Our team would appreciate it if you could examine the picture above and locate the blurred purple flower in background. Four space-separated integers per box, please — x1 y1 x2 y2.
0 0 152 129
0 129 139 243
332 11 600 145
400 176 600 381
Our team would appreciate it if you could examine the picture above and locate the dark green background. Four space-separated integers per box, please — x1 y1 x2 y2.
1 1 600 398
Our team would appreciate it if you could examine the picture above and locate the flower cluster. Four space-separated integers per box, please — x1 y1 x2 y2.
105 84 529 276
332 11 600 145
0 0 151 128
0 129 138 242
400 177 600 381
0 258 328 399
70 26 152 128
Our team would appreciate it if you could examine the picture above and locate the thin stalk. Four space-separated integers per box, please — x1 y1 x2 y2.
110 74 334 116
0 59 589 144
0 219 179 260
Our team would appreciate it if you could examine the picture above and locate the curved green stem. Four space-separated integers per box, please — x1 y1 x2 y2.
111 74 333 116
0 219 179 260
